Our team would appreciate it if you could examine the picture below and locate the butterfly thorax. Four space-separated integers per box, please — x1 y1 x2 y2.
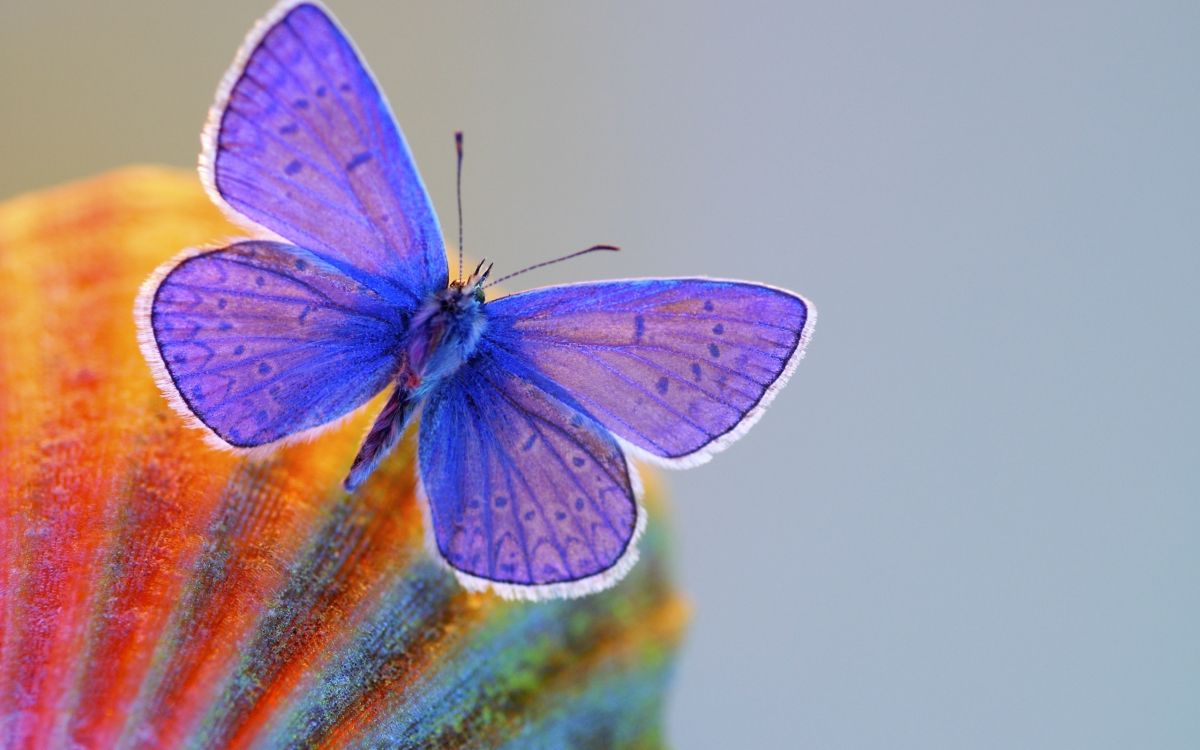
400 281 487 397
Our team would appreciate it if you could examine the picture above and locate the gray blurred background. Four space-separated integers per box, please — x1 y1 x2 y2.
3 1 1198 747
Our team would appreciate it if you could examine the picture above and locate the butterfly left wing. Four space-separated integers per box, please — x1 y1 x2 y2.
418 342 643 600
484 278 815 467
203 1 446 306
136 241 405 450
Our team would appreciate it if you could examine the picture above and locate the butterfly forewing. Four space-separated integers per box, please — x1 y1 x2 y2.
142 241 404 448
207 1 446 306
419 344 641 599
485 279 813 464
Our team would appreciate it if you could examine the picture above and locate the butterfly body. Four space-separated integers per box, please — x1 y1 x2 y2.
345 273 489 490
402 277 489 397
136 0 816 600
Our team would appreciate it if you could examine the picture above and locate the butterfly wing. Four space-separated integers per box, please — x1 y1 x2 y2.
136 241 405 450
484 278 815 467
203 1 446 306
418 342 643 600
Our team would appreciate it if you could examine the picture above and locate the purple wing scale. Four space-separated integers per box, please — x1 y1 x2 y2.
204 1 446 305
139 241 404 448
485 279 814 465
419 345 642 599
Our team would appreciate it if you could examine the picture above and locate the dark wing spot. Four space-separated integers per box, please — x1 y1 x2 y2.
315 85 326 97
294 259 308 270
294 98 309 109
655 376 669 395
712 323 725 335
217 298 227 309
339 82 352 92
218 321 233 331
572 456 585 467
233 345 245 356
522 434 537 451
634 314 645 342
258 362 271 375
495 496 508 508
191 386 205 402
256 410 268 423
346 152 373 171
555 511 567 521
524 511 535 521
255 276 265 287
569 414 584 428
690 362 702 381
173 354 186 364
575 498 585 512
703 300 714 312
285 159 303 176
279 123 299 136
708 343 720 358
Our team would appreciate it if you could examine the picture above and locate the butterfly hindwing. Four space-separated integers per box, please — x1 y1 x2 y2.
485 278 814 466
137 241 405 449
419 343 643 599
204 1 446 306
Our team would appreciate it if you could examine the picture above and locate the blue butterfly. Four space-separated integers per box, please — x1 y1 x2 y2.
136 1 815 600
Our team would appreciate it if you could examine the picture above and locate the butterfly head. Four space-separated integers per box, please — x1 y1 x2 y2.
422 258 492 353
450 258 493 305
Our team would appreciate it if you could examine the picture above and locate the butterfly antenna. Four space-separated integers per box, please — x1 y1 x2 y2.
486 245 620 288
455 131 465 283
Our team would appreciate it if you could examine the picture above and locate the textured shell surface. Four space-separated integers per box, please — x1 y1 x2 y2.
0 168 686 749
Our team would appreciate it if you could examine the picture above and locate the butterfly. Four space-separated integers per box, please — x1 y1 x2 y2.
135 0 816 600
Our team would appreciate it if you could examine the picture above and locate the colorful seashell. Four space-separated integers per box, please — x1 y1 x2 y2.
0 168 686 748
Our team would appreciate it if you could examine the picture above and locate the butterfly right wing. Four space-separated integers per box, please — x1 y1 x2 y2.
136 241 405 450
418 342 643 600
203 1 447 306
484 278 814 467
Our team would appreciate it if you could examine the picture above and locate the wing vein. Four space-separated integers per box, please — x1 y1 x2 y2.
480 368 622 549
235 68 401 264
571 348 714 440
483 338 674 455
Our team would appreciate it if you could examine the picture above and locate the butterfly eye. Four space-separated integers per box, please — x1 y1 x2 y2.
474 287 485 303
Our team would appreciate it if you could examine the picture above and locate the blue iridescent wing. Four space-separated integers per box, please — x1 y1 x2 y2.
418 341 642 600
484 278 815 466
202 1 446 305
137 241 404 448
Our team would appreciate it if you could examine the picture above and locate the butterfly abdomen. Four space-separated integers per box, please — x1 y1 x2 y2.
344 385 417 490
